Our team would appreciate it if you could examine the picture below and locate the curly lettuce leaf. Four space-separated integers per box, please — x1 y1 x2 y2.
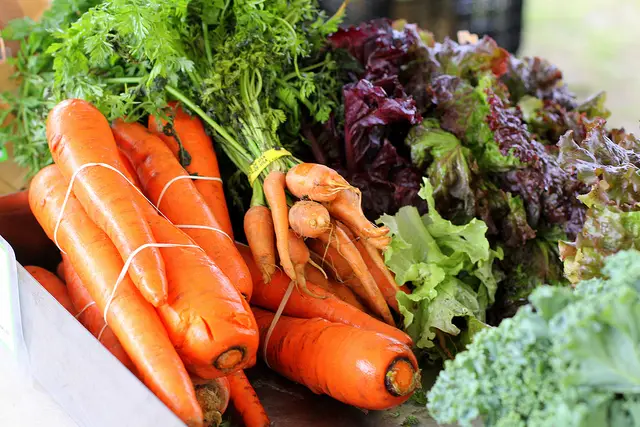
378 179 502 353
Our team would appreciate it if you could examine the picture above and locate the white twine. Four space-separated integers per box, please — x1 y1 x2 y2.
156 175 222 209
74 301 96 319
262 279 295 369
173 224 232 242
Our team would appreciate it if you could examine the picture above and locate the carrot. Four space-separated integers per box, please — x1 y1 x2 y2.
149 102 234 239
318 223 395 325
285 163 354 202
62 256 136 373
307 239 356 283
324 188 390 250
287 229 324 299
25 265 75 314
46 99 168 307
303 263 368 312
227 371 270 427
144 211 259 379
253 308 419 410
192 376 231 427
244 205 276 284
288 200 330 238
263 171 295 281
347 230 404 313
237 244 410 345
118 147 142 189
55 261 65 283
29 165 203 426
112 119 253 300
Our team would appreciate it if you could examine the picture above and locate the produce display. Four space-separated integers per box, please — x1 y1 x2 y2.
1 0 639 426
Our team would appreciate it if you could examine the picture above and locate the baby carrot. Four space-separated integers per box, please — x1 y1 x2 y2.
29 165 203 426
149 102 234 239
263 171 295 281
244 205 276 284
46 99 168 307
287 229 325 299
25 265 75 314
112 119 253 300
62 256 136 373
285 163 354 202
227 371 270 427
288 200 331 238
253 308 419 410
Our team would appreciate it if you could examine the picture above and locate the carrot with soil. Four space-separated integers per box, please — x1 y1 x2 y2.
149 102 234 239
62 256 136 373
29 165 202 426
227 370 270 427
253 308 419 410
25 265 75 314
285 163 354 202
112 119 253 300
244 205 276 285
263 171 295 281
46 99 168 307
317 222 395 325
192 376 231 427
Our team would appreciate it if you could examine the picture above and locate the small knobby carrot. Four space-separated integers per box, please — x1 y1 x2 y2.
324 188 390 250
288 200 331 238
287 229 325 299
29 165 202 426
244 205 276 284
318 223 395 325
25 265 75 315
144 210 259 379
263 171 295 281
303 263 368 312
149 102 234 239
46 99 168 307
112 119 253 300
237 244 410 345
285 163 354 202
62 256 137 374
227 371 270 427
55 261 66 283
253 308 420 410
192 376 231 427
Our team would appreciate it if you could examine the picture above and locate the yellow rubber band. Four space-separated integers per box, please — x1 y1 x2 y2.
248 148 292 185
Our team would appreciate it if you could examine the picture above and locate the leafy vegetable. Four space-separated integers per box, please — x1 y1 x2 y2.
378 178 502 357
558 119 640 284
0 0 103 174
428 249 640 427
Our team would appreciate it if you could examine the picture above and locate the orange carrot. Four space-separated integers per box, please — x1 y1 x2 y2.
253 308 419 410
46 99 168 307
303 263 368 312
285 163 354 202
237 244 410 345
25 265 75 314
307 239 356 283
118 147 142 189
144 211 259 379
287 229 324 299
227 371 270 427
62 256 136 373
29 165 202 426
149 102 234 239
192 376 231 427
263 171 295 281
244 205 276 284
324 188 390 250
112 119 253 300
318 223 394 325
288 200 330 238
55 261 65 283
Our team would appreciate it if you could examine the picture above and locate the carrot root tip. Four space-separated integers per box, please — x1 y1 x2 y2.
214 347 246 371
385 357 420 397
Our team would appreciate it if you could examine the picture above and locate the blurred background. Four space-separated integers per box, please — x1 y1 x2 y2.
1 0 639 194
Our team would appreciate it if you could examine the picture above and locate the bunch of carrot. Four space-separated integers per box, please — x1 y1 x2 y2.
26 98 419 426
